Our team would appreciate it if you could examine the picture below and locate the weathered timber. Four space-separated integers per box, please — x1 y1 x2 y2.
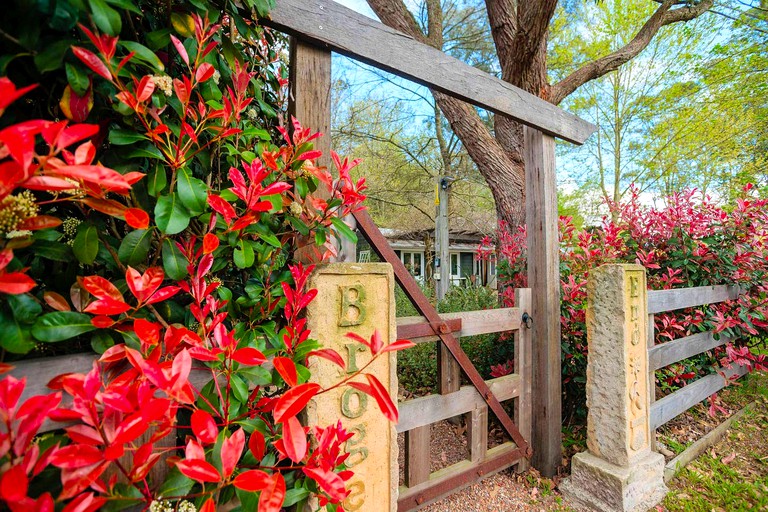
514 288 533 472
396 308 521 344
524 127 561 476
650 364 748 430
649 331 731 371
647 285 740 314
398 443 524 511
467 406 489 463
405 425 431 487
266 0 595 145
397 374 521 433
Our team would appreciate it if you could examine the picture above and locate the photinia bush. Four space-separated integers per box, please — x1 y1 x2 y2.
479 186 768 417
0 13 412 512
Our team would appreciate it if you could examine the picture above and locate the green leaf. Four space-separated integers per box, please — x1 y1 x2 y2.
155 194 190 235
32 312 96 342
162 238 188 281
147 164 167 197
126 144 165 160
283 488 310 507
177 168 208 215
331 217 357 243
170 12 195 37
156 468 194 498
0 308 36 354
88 0 121 35
49 0 79 31
295 177 308 199
33 240 72 262
73 223 99 264
118 229 152 266
120 41 164 71
7 294 42 324
233 240 254 269
145 29 172 51
239 365 272 386
91 331 115 353
109 129 148 146
34 39 74 74
230 374 249 403
104 0 141 15
65 63 90 96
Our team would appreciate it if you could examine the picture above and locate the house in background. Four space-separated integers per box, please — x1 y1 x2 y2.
356 227 497 291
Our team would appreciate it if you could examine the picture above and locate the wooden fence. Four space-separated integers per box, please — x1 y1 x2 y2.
647 284 749 432
393 291 532 510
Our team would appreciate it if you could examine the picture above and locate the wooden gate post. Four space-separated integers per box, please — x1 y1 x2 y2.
524 127 561 476
560 264 667 511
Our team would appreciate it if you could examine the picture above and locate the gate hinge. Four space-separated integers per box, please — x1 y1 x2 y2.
522 312 533 329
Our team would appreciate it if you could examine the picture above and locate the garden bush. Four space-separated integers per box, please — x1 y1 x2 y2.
0 3 413 510
479 186 768 420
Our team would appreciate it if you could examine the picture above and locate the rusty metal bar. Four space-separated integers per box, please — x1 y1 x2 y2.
353 209 531 457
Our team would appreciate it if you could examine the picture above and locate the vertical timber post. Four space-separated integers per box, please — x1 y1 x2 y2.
288 39 334 263
514 288 533 472
524 127 561 476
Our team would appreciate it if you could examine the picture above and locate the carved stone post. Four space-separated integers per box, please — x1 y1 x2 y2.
305 263 398 512
561 264 667 511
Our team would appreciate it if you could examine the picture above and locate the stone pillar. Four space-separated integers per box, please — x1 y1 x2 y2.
305 263 397 512
560 264 667 512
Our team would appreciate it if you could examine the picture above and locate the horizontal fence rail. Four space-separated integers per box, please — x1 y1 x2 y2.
396 307 523 344
265 0 595 145
647 284 741 314
649 282 748 431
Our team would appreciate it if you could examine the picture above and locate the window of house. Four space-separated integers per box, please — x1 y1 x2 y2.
401 251 424 279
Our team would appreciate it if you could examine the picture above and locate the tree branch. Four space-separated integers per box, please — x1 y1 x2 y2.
549 0 714 105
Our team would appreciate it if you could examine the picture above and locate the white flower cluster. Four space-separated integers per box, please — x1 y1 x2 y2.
148 499 196 512
152 75 174 97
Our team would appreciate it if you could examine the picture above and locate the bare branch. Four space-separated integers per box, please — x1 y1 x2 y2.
549 0 714 105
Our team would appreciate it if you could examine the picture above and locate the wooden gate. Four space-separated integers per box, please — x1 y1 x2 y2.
257 0 597 488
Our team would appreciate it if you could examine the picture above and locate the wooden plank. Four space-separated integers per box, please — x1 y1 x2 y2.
467 406 488 463
397 374 521 433
438 342 461 395
514 288 533 472
649 331 731 371
404 426 431 487
398 443 523 511
647 285 740 314
524 127 561 477
266 0 596 145
650 364 748 430
396 318 462 341
396 307 522 344
664 402 754 482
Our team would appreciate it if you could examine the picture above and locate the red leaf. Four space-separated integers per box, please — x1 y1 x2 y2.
370 330 383 354
135 75 155 102
297 150 322 161
126 266 164 303
199 499 215 512
49 445 103 469
344 332 371 351
133 318 160 346
0 464 28 502
56 124 100 151
195 63 215 83
273 357 297 387
81 276 123 301
90 316 115 328
84 297 131 316
53 165 131 192
80 198 127 217
175 459 220 483
61 492 106 512
282 415 306 463
248 430 265 460
0 273 36 294
221 428 244 478
233 469 270 492
207 194 236 225
202 233 219 254
43 291 70 311
303 466 349 502
362 373 398 422
258 472 286 512
231 347 267 366
124 208 149 229
146 286 181 305
17 215 62 231
191 409 218 445
71 47 111 81
379 339 415 354
170 35 189 66
307 349 345 369
272 383 320 423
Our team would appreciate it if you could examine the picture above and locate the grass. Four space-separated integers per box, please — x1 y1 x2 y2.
661 371 768 512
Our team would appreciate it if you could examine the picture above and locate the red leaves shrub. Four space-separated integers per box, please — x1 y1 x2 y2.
481 186 768 415
0 14 414 511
